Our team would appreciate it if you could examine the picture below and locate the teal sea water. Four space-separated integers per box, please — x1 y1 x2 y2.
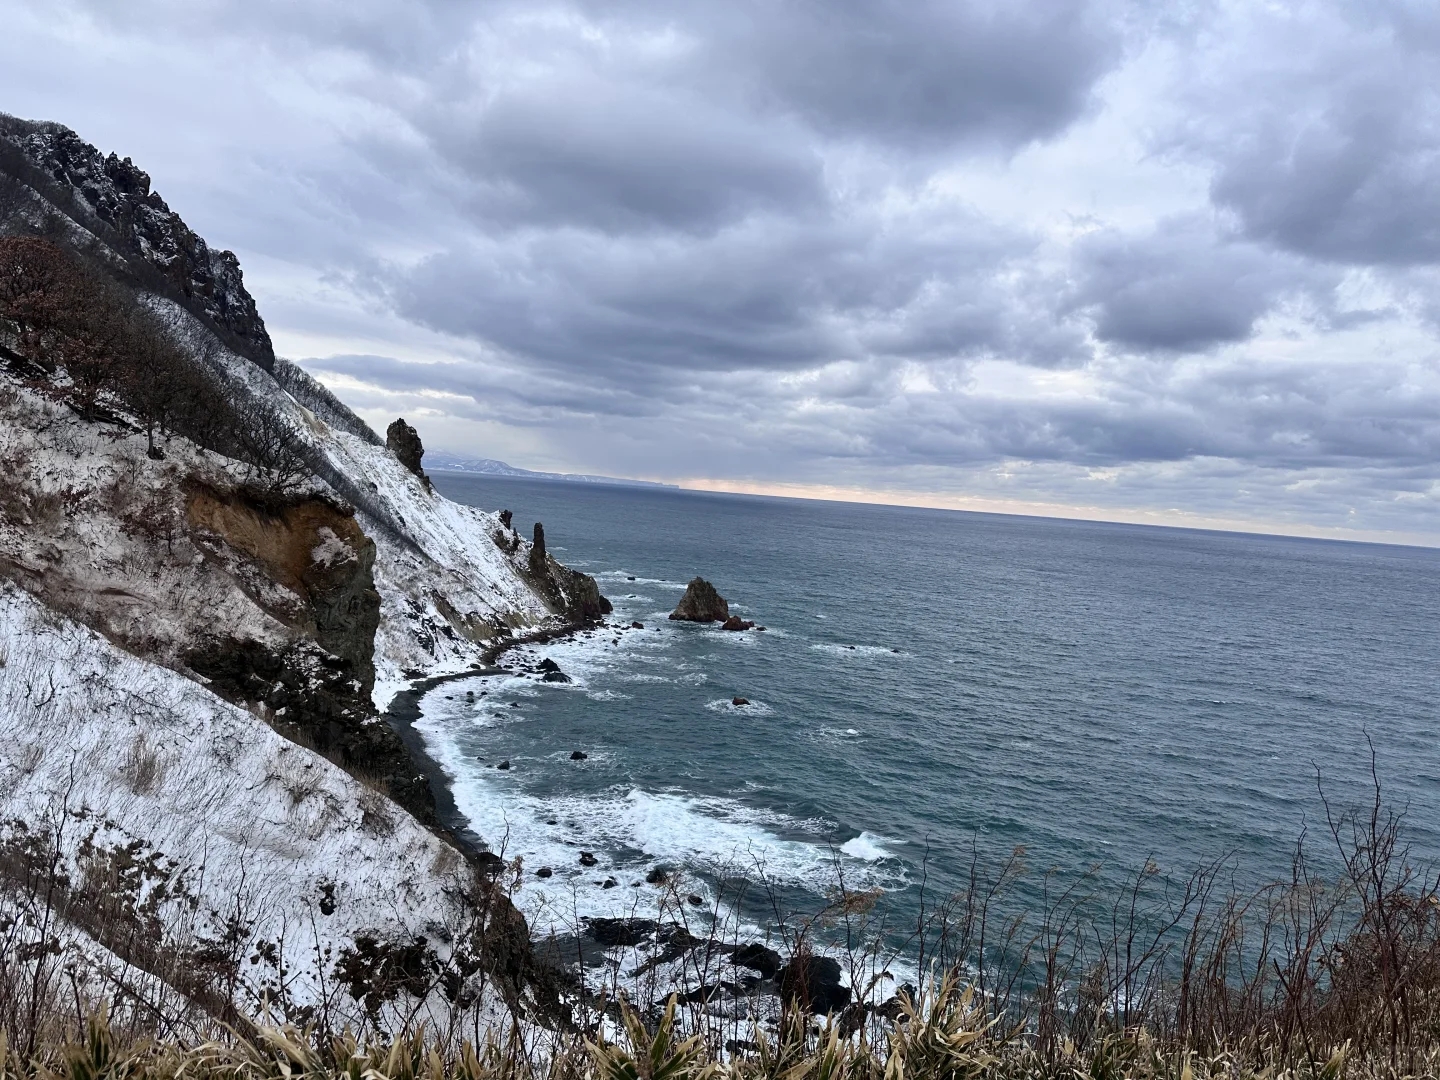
415 472 1440 945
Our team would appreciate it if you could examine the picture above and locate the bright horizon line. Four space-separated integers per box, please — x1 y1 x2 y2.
666 476 1440 551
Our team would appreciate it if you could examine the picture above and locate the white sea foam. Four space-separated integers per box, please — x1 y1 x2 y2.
416 686 903 930
705 698 774 716
594 570 687 588
840 832 896 862
810 642 906 658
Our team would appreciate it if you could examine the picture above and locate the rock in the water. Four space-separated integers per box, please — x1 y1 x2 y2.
645 867 669 885
579 851 598 867
731 943 782 978
570 750 588 760
722 616 756 631
687 894 703 906
669 577 730 622
536 867 553 878
385 418 429 482
542 670 571 683
602 877 618 889
496 760 511 770
585 917 658 948
538 657 561 672
778 953 851 1014
732 696 750 706
631 621 644 629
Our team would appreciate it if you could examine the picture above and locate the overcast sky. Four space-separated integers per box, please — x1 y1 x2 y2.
4 0 1440 542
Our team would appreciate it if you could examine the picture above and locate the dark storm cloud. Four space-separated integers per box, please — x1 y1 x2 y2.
1071 216 1337 352
673 0 1121 150
388 207 1040 375
420 88 823 235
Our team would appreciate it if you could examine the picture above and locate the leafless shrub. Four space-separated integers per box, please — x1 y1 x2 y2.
116 734 167 796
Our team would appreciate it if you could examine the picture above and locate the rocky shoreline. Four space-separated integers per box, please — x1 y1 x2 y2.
380 606 877 1023
381 614 604 859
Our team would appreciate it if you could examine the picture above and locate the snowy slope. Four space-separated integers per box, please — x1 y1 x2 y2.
157 301 562 706
0 582 517 1033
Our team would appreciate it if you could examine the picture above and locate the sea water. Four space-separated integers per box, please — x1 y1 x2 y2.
414 473 1440 951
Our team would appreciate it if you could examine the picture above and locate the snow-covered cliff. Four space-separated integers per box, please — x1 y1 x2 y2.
0 116 606 1031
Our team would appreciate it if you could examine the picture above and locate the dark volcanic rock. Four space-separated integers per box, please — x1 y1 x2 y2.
521 524 613 620
731 943 782 978
538 658 561 672
670 577 730 622
541 670 571 683
536 867 552 878
732 696 750 706
385 418 428 483
579 851 598 867
185 636 434 824
778 953 851 1014
496 760 511 771
475 851 505 875
0 118 276 368
500 509 513 530
631 621 644 629
645 867 669 885
529 522 547 574
585 918 657 948
570 750 587 760
722 616 755 631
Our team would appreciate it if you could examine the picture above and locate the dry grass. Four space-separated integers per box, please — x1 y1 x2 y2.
0 749 1437 1079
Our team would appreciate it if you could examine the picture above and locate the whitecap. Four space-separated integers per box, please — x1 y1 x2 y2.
840 832 896 862
704 698 773 716
811 643 905 658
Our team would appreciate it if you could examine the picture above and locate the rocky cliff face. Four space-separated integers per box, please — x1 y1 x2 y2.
0 116 611 1030
0 115 275 369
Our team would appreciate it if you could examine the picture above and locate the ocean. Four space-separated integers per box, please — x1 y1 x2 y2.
415 472 1440 956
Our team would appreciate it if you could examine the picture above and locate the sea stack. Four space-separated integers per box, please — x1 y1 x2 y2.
670 577 730 622
529 522 547 575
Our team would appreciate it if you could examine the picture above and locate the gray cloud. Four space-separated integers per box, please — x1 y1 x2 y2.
1071 216 1336 352
1170 2 1440 266
7 0 1440 538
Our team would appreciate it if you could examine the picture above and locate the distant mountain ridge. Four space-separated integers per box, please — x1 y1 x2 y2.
428 453 678 489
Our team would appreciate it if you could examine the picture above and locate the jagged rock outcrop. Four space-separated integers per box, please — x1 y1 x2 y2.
386 417 428 483
0 116 275 368
529 521 547 574
670 577 730 622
